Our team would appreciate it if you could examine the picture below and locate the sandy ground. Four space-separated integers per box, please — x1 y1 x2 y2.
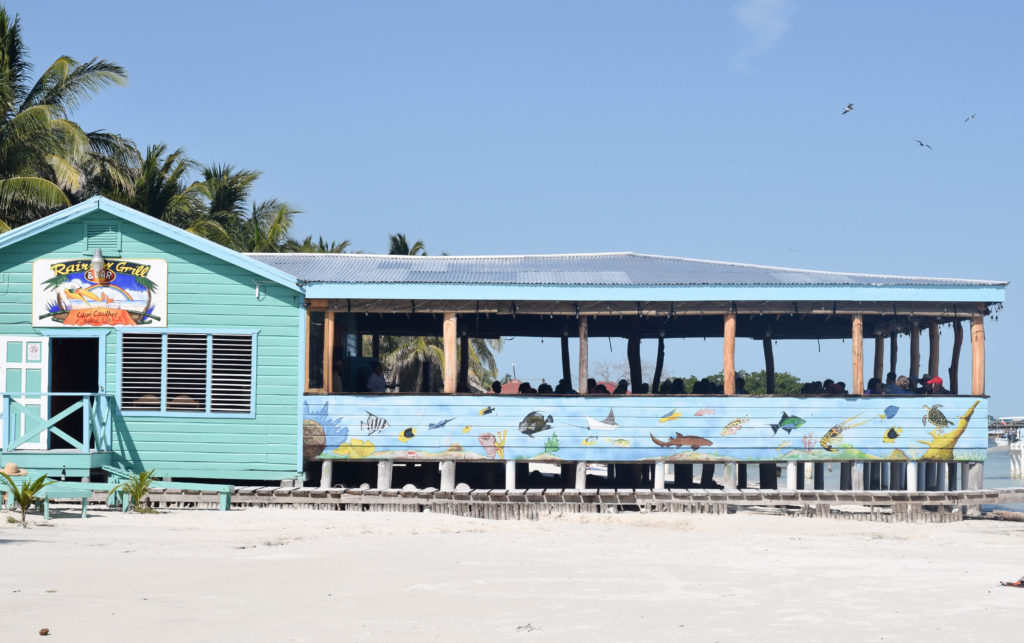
2 505 1023 642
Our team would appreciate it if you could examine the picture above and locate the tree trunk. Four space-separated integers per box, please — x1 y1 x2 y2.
627 318 642 393
651 336 665 393
949 320 963 394
762 335 775 394
561 335 571 385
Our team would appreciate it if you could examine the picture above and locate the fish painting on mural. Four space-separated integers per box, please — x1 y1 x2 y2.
649 433 712 451
479 406 495 416
659 409 683 423
604 438 630 447
694 408 715 416
721 415 751 436
882 427 903 443
519 411 554 437
462 425 472 434
770 412 805 435
428 418 455 430
580 437 597 446
361 411 389 435
879 405 899 421
585 409 619 431
397 427 416 442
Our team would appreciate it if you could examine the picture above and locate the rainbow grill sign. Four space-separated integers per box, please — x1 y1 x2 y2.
32 258 167 327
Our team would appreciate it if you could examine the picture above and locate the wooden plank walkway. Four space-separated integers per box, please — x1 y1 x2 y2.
62 486 1019 523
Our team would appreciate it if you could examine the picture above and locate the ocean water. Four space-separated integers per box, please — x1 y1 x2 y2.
983 448 1024 512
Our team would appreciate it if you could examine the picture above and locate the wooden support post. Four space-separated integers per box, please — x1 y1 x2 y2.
458 335 469 391
759 463 778 490
723 312 736 395
786 462 798 491
561 335 571 386
442 313 457 393
949 320 963 394
852 463 864 491
324 311 335 393
627 318 642 393
763 335 775 394
654 462 666 490
880 461 890 490
371 333 380 360
906 462 918 492
320 460 333 489
505 461 516 489
652 336 665 393
971 315 985 395
376 460 393 490
928 321 940 378
700 464 715 487
909 322 920 384
813 463 825 490
676 463 693 487
840 463 852 490
578 316 589 394
947 462 958 490
851 314 864 395
967 461 983 517
440 461 455 491
936 461 946 491
889 330 898 377
873 333 885 380
723 463 737 490
925 462 937 491
575 462 587 490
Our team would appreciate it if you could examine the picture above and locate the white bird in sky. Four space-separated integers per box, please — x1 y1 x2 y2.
914 139 933 150
841 103 854 115
965 113 976 123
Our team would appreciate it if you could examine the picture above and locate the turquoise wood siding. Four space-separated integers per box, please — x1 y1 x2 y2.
0 209 302 481
304 394 987 463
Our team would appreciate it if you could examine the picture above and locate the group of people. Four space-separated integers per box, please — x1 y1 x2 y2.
865 372 948 395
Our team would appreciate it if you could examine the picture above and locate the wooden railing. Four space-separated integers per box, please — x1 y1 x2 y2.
0 393 115 453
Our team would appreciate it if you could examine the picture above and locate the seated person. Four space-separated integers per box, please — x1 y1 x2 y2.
366 363 387 393
518 381 534 394
883 372 902 394
491 380 502 394
537 382 553 394
586 378 598 394
865 377 883 395
922 375 948 394
894 375 912 394
613 379 629 395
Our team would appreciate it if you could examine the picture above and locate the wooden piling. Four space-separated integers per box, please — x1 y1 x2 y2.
442 313 457 393
376 460 393 490
873 332 884 380
851 314 864 394
928 321 940 378
578 316 589 394
561 335 571 385
949 320 963 394
909 322 920 384
763 335 775 394
971 315 985 395
723 312 736 395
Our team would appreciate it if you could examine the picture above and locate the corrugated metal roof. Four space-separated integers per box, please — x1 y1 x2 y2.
245 252 1006 288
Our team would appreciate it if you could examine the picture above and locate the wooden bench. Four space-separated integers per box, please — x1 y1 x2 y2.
38 485 93 519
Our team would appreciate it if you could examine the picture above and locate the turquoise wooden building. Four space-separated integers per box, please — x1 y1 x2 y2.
0 197 303 481
0 198 1008 493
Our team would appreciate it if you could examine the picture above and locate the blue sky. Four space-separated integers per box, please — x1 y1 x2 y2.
11 1 1021 412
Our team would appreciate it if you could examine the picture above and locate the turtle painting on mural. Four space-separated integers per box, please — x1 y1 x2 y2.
922 404 952 433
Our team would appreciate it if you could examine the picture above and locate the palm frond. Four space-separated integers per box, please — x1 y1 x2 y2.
22 56 128 117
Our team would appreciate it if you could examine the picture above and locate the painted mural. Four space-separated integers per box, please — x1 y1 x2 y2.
302 395 987 463
32 258 167 327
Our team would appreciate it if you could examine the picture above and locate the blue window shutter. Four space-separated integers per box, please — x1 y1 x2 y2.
84 222 121 254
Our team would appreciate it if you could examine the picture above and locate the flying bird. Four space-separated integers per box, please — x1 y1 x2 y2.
914 139 933 150
964 113 976 123
841 103 854 115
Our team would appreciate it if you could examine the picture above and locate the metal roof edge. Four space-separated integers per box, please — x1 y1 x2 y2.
1 197 302 292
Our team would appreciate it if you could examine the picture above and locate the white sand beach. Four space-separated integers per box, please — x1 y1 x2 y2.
2 506 1022 642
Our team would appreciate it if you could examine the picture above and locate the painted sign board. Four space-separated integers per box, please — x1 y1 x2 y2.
303 394 987 464
32 259 167 327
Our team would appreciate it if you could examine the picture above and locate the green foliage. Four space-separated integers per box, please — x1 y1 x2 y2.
110 469 157 512
673 370 803 395
0 472 55 527
544 433 560 454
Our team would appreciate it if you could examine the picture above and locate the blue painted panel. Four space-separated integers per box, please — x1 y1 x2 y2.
303 395 987 463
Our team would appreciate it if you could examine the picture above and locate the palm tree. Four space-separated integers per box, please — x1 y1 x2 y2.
0 8 132 227
387 232 426 256
290 235 352 253
109 143 201 227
